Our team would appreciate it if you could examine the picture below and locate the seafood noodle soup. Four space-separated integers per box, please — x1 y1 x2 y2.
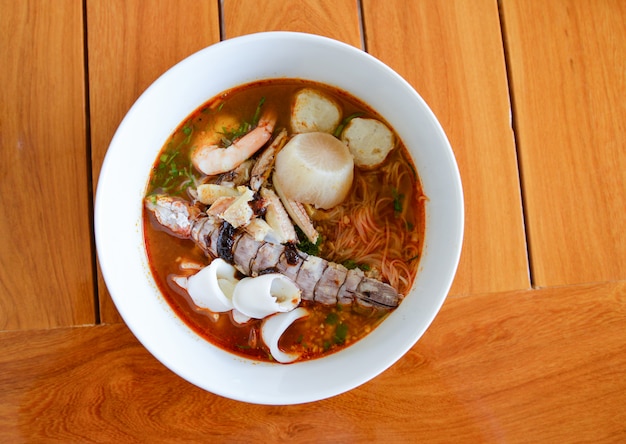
143 79 425 363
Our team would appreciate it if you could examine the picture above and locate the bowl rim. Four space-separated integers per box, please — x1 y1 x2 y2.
95 31 464 405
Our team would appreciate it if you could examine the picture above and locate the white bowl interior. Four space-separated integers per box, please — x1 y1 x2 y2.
95 32 463 405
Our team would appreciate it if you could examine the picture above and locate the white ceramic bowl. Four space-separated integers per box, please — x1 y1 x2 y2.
95 32 463 405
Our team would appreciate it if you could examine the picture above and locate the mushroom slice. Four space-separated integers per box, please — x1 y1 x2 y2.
186 258 239 312
291 88 342 134
232 274 301 319
261 307 309 364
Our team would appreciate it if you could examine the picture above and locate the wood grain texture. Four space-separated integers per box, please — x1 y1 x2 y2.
0 0 95 329
362 0 530 296
1 283 624 442
222 0 362 47
501 0 626 286
87 0 221 323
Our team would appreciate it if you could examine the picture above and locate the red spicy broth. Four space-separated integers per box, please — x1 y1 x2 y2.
143 79 425 363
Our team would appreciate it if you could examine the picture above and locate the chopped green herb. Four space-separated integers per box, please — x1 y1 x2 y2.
342 259 371 272
334 323 348 344
295 226 322 256
392 187 404 215
342 259 358 269
333 112 364 137
219 97 265 147
251 96 266 126
325 312 339 325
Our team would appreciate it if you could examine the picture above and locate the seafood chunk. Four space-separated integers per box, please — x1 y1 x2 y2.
206 196 236 218
216 159 254 186
250 240 284 275
355 277 400 308
276 245 306 282
185 258 239 312
192 113 239 147
250 128 287 192
244 218 274 242
261 308 309 363
315 262 348 304
340 117 395 168
338 268 365 305
296 255 327 301
192 110 277 176
233 274 301 319
291 88 342 134
260 187 297 244
232 231 263 275
144 195 402 308
221 187 255 228
145 196 200 237
196 183 241 205
273 178 319 244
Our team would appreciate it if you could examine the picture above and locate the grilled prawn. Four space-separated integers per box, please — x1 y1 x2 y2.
145 195 402 308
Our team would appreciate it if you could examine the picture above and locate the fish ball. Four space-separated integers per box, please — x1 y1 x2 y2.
291 88 342 134
341 117 395 168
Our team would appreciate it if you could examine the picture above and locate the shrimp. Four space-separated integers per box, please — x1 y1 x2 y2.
191 110 277 176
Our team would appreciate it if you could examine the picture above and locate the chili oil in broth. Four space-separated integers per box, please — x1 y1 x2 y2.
143 79 425 363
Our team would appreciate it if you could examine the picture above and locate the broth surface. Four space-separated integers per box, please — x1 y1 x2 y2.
143 79 425 362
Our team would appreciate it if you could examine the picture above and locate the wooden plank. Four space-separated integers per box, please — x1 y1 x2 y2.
362 0 530 295
222 0 362 46
0 0 95 329
501 0 626 286
0 283 624 441
87 0 221 323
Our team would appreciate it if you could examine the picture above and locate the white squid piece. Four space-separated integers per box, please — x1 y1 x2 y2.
185 258 239 312
261 307 309 363
232 274 301 319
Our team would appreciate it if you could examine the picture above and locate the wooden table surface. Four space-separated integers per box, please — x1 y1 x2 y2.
1 0 625 441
